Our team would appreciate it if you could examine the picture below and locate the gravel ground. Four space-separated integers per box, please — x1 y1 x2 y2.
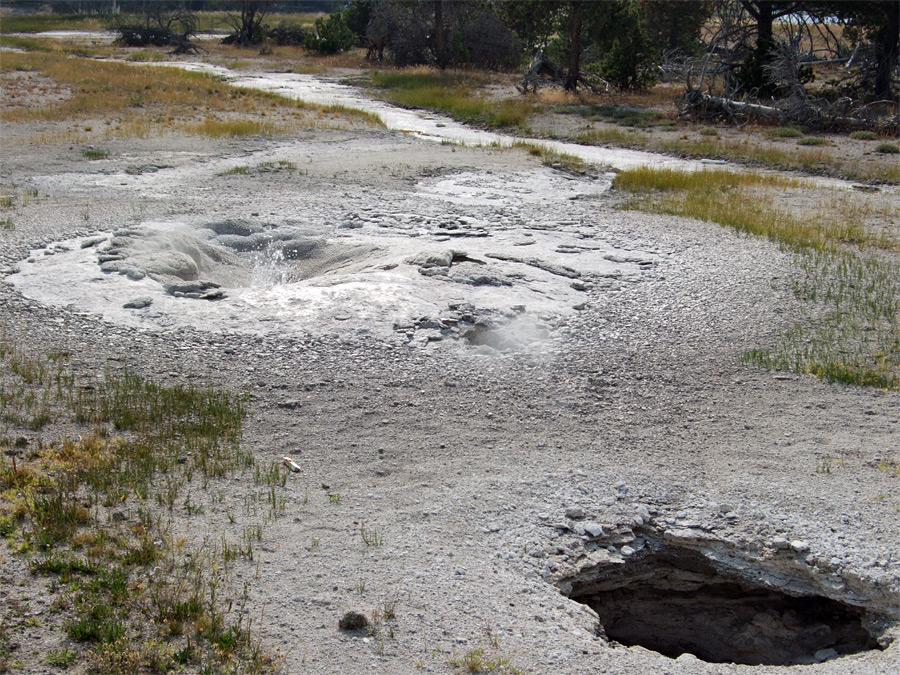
1 84 899 675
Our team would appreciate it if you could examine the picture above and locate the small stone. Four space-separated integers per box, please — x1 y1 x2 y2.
565 507 585 519
620 546 635 556
791 540 810 553
636 505 651 521
123 296 152 310
633 516 644 527
814 648 838 662
725 511 738 521
773 536 789 549
338 611 368 631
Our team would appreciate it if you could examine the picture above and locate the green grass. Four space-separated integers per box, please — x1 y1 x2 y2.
368 70 533 130
744 251 900 389
765 126 804 138
614 167 900 388
514 141 587 173
875 143 899 154
797 137 830 146
575 126 900 184
0 335 283 673
0 13 117 33
555 103 674 128
82 149 109 160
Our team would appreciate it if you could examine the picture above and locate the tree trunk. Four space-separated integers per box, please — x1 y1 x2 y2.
873 0 900 100
564 5 582 91
435 0 446 70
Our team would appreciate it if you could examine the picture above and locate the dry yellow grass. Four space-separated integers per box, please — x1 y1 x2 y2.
0 51 380 141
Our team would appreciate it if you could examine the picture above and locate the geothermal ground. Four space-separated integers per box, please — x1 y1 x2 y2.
1 63 898 675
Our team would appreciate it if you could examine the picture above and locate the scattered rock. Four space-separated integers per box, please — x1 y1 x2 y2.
123 297 152 310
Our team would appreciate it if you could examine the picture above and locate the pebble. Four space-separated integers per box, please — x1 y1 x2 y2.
791 540 810 553
565 507 584 519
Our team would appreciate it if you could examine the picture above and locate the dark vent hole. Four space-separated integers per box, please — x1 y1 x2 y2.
567 548 883 666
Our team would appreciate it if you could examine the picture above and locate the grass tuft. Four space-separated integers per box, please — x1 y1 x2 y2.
614 167 900 389
368 69 532 130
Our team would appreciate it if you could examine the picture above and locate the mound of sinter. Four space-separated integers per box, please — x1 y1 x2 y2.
555 527 893 666
93 223 380 299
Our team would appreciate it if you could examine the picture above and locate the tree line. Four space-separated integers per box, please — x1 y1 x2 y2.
25 0 900 101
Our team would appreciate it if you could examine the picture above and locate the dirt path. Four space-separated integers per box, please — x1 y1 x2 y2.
1 78 898 674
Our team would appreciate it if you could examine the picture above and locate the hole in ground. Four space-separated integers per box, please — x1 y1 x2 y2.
565 544 885 666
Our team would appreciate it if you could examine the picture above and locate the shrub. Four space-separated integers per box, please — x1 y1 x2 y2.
797 137 830 146
267 24 306 46
304 12 356 55
875 143 899 154
766 127 804 138
849 130 878 141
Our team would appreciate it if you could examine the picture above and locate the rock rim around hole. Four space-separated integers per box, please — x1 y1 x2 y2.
552 525 896 666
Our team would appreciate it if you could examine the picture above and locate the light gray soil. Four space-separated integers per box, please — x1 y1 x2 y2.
1 101 899 674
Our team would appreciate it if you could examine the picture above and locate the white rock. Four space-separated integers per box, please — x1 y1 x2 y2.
582 522 604 538
791 540 810 553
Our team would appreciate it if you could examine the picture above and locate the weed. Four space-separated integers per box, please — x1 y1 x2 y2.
329 492 341 504
45 649 78 667
797 137 830 146
82 149 109 160
699 126 719 136
0 218 12 231
219 165 250 176
448 646 520 673
849 130 878 141
360 522 383 546
875 143 899 154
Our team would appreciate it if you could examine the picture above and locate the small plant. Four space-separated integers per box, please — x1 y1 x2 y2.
82 149 109 160
797 137 829 146
360 523 382 546
875 143 899 154
329 492 341 505
45 648 78 667
219 165 250 176
849 130 878 141
0 218 13 230
699 126 719 136
765 127 803 138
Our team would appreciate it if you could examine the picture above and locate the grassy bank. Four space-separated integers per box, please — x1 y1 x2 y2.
0 51 381 142
614 167 900 388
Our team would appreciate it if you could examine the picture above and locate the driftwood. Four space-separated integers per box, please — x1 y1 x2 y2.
680 88 897 132
517 50 608 95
